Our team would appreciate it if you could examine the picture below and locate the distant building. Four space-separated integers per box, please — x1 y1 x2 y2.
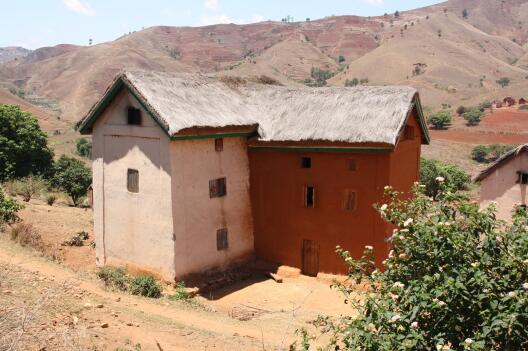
77 71 430 280
474 144 528 221
503 97 516 107
519 98 527 105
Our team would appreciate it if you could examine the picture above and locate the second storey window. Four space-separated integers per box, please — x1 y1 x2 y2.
217 228 228 251
127 107 142 125
343 189 357 211
304 186 315 208
301 157 312 169
209 177 227 198
215 138 224 152
127 169 139 193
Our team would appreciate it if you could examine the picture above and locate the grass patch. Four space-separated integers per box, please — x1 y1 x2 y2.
169 281 193 301
96 266 162 298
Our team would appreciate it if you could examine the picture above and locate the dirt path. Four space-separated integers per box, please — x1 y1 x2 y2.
0 238 341 350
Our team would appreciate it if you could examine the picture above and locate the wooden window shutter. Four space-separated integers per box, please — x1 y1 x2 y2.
127 169 139 193
215 138 223 152
348 159 357 171
216 228 228 250
343 189 357 211
127 107 142 125
304 186 315 208
209 177 227 198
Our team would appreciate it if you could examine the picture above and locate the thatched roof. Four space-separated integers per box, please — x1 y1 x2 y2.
77 70 430 145
473 144 528 182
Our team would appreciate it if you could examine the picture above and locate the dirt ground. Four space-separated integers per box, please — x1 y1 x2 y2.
1 199 351 350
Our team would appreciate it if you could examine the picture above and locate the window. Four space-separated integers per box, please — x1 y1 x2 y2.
304 186 315 208
519 172 528 184
348 159 357 171
217 228 228 250
343 189 357 211
301 157 312 169
215 138 223 152
404 126 415 140
127 169 139 193
127 107 142 125
209 177 227 198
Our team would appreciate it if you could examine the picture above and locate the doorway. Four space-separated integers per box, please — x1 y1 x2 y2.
302 239 319 276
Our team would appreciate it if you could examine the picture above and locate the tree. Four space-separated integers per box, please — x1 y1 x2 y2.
420 158 470 198
0 105 54 181
471 145 488 163
345 78 359 87
76 138 92 158
427 110 452 129
462 8 469 19
478 100 492 112
472 144 516 163
52 155 92 207
496 77 511 87
394 10 400 18
88 38 93 45
0 186 23 224
463 108 484 126
456 105 466 115
338 55 345 63
298 186 528 351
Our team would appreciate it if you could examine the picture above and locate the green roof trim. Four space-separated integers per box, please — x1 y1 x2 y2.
413 94 431 145
248 145 393 153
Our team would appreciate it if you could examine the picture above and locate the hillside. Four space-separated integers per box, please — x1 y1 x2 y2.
1 0 528 124
0 46 31 64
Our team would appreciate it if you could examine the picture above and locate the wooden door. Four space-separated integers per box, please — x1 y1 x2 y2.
302 240 319 276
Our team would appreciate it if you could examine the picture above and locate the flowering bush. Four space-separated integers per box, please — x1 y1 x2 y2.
0 186 23 224
298 184 528 350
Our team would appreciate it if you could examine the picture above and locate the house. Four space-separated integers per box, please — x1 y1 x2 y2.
519 98 527 105
503 97 516 107
473 144 528 221
77 70 430 280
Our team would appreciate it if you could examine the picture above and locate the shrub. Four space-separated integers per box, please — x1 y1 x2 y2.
129 275 162 298
345 78 359 87
298 186 528 351
338 55 345 63
0 186 23 224
10 175 47 202
10 223 43 249
52 155 92 207
427 110 452 129
471 144 515 163
96 266 129 291
463 108 483 126
45 193 58 206
420 158 470 198
456 105 466 115
62 230 89 246
0 104 54 181
170 281 192 301
478 100 492 111
75 138 92 158
471 145 488 163
496 77 511 87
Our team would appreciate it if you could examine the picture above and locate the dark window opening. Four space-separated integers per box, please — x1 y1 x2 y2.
301 157 312 169
343 189 357 211
127 107 142 125
348 159 357 171
215 138 224 152
304 186 315 208
519 172 528 184
127 169 139 193
209 177 227 198
404 126 415 140
217 228 228 251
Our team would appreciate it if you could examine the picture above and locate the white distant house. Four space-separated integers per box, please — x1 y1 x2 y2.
474 144 528 221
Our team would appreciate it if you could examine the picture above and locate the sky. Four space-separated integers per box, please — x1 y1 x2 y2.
1 0 443 49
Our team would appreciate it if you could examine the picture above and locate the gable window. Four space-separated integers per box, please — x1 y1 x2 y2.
301 157 312 169
127 169 139 193
348 159 357 171
304 186 315 208
209 177 227 198
518 172 528 184
404 126 415 140
127 107 142 125
343 189 357 211
215 138 224 152
216 228 228 251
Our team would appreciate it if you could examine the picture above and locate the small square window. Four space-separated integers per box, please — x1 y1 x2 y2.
404 126 415 140
217 228 228 251
215 138 223 152
304 186 315 208
519 172 528 184
127 107 141 125
348 159 357 171
343 189 357 211
301 157 311 169
209 177 227 198
127 169 139 193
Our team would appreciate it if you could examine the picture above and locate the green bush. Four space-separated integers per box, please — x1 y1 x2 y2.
62 230 89 246
76 138 92 158
471 145 488 163
96 266 129 291
297 186 528 351
478 101 492 111
420 159 470 198
10 175 47 202
463 108 484 126
52 155 92 207
129 275 162 298
0 104 54 181
345 78 359 87
0 186 23 224
496 77 511 87
427 110 452 129
471 144 515 163
170 281 192 301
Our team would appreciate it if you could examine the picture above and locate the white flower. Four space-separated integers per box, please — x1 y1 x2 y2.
411 321 419 329
465 338 473 344
436 176 445 183
380 204 388 211
345 257 353 263
393 282 405 289
471 262 479 268
389 293 399 301
389 250 395 258
384 185 390 190
522 282 528 290
399 253 407 259
400 229 409 233
365 245 374 251
389 314 401 323
404 218 414 227
438 301 446 306
508 291 517 298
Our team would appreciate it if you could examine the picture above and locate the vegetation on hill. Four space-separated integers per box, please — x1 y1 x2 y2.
304 67 335 87
0 186 23 224
296 185 528 350
462 108 484 126
471 144 515 164
76 138 92 158
51 155 92 207
427 110 451 129
496 77 511 88
419 159 470 198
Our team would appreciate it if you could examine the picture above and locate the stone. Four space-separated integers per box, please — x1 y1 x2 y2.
100 323 109 328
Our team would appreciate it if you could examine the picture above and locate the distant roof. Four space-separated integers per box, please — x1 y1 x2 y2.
473 144 528 182
77 70 430 146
